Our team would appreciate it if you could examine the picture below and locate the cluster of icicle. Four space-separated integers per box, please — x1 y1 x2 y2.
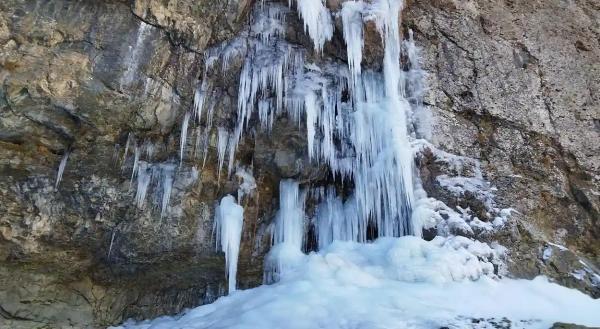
122 134 179 218
188 0 429 290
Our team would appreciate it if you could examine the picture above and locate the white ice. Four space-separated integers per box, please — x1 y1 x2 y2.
55 150 69 189
158 163 176 218
235 166 257 203
114 236 600 329
341 1 366 93
264 179 306 283
294 0 334 52
180 111 191 164
120 21 152 89
214 195 245 294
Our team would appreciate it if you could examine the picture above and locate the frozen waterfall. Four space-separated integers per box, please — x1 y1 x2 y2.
209 0 420 248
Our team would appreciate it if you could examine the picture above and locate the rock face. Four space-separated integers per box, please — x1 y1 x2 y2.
0 0 598 327
404 0 600 295
0 0 261 327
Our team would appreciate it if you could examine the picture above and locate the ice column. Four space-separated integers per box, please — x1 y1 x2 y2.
264 180 306 283
214 195 244 294
341 1 366 95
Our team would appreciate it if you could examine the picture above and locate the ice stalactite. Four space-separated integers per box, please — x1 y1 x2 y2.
107 228 117 260
198 0 419 251
315 188 366 249
272 180 305 248
159 163 176 218
131 145 140 182
294 0 334 52
134 161 152 209
214 195 244 294
121 133 133 171
180 111 191 164
132 161 176 217
341 1 366 95
404 29 431 140
264 180 306 283
217 127 230 184
55 151 70 189
193 80 208 123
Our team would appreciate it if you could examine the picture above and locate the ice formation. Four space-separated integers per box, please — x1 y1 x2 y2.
198 0 420 243
217 127 229 182
180 111 191 164
235 166 257 203
341 1 365 93
295 0 334 52
132 160 176 217
55 150 69 189
120 21 152 89
264 180 307 283
214 195 244 294
315 187 366 249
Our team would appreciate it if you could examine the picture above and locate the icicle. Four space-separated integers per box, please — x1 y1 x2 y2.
130 145 140 187
217 127 229 183
55 151 70 189
315 188 367 249
404 29 431 140
159 163 176 218
180 111 191 164
214 195 244 294
107 229 117 260
264 180 306 283
201 129 210 168
193 80 210 123
121 133 132 170
295 0 334 52
304 91 318 160
341 1 365 94
142 139 156 159
227 132 239 179
135 161 152 209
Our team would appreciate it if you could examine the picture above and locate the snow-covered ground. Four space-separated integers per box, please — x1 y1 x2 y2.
113 236 600 329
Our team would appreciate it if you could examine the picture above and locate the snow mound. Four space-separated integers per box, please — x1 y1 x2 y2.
112 236 600 329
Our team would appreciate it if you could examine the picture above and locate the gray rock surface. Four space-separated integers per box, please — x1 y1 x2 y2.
405 0 599 296
0 0 263 327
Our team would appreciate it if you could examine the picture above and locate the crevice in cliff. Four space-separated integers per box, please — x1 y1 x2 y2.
0 304 44 323
2 88 76 146
127 7 203 56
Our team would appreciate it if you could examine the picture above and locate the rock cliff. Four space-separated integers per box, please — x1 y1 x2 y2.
0 0 598 327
